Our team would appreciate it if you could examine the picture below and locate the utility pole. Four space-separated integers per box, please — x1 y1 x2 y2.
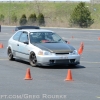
90 0 94 12
8 0 11 25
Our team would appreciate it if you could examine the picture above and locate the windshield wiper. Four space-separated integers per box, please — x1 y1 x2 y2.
45 41 59 43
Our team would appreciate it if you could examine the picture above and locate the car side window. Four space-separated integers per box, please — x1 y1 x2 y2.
13 31 22 41
19 32 28 43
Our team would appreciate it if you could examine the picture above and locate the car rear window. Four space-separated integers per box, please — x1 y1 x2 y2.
13 31 22 41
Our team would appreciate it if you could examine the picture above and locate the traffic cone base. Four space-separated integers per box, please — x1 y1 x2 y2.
24 68 32 80
24 78 32 80
64 69 73 81
65 78 73 81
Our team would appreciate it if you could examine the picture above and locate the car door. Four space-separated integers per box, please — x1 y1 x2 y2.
11 31 22 56
16 31 30 60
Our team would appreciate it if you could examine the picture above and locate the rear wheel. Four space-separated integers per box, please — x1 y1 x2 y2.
29 52 37 67
7 47 14 60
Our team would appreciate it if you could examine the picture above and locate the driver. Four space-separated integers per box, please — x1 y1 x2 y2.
40 33 48 43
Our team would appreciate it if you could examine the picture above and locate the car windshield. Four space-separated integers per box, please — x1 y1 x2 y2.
29 32 65 43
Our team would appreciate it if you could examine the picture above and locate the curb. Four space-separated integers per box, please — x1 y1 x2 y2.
1 25 100 31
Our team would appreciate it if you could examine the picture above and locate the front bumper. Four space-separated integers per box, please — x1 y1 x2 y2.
36 54 80 66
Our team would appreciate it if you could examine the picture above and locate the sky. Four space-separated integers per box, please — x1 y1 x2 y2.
0 0 90 1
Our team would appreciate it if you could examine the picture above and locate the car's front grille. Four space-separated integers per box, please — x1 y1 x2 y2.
50 59 69 64
70 59 75 63
55 53 69 54
50 59 75 64
55 59 69 63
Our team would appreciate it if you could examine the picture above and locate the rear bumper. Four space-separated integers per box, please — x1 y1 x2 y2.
36 55 80 66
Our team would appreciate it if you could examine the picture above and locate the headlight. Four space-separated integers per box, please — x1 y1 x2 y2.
69 50 78 55
44 51 52 55
38 50 52 55
72 50 78 55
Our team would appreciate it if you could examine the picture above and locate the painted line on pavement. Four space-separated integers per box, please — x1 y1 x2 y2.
96 97 100 99
85 50 100 52
0 58 8 60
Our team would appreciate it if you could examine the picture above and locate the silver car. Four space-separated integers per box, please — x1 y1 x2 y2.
7 27 80 67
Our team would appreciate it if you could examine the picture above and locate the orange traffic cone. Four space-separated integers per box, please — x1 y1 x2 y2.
78 42 84 55
67 41 70 44
98 37 100 40
65 69 73 81
24 68 32 80
72 36 74 38
0 43 3 48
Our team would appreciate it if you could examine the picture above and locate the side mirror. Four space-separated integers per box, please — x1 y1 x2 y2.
65 40 70 44
23 41 29 44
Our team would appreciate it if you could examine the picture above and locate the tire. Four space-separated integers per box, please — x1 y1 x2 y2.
7 47 14 60
29 52 37 67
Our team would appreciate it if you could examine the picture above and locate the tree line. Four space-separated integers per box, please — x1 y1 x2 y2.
0 2 94 28
19 13 45 26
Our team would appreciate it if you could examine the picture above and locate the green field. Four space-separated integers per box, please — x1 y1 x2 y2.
0 1 100 28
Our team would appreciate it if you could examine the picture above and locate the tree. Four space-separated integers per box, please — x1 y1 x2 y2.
0 14 4 22
28 13 37 24
11 13 17 23
70 2 94 28
37 13 45 26
19 14 27 25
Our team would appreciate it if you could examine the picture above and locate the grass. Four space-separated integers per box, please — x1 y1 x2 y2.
0 1 100 28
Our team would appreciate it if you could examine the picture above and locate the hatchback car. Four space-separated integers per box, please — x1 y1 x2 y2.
7 27 80 67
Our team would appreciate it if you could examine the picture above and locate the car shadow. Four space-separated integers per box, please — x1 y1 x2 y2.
39 64 85 69
14 59 30 66
14 59 85 69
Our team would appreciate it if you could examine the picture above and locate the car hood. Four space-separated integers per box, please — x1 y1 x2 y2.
34 43 75 54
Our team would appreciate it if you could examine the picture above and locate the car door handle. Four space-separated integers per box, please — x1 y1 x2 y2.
17 44 19 46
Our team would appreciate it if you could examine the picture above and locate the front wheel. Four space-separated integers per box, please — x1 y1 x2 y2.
29 52 37 67
7 47 14 60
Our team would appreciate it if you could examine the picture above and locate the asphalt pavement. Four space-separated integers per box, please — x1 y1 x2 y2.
0 26 100 100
